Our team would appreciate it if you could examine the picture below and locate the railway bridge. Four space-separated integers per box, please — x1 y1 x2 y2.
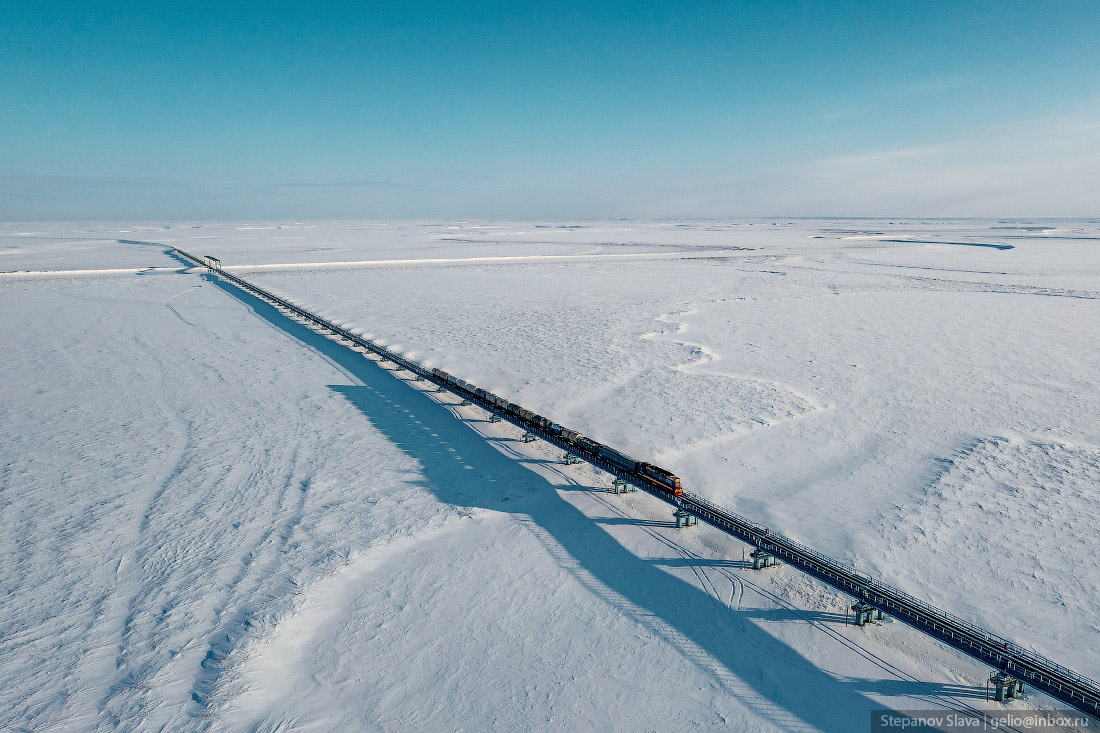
174 247 1100 719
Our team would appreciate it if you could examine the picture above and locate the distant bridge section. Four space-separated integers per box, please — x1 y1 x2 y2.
175 248 1100 719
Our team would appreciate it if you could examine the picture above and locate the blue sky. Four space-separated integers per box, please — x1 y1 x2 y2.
2 1 1098 220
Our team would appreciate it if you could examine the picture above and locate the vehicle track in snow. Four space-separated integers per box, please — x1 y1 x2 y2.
579 488 1025 730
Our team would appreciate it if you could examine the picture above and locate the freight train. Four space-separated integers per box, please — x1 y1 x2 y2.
430 368 683 498
177 247 1100 718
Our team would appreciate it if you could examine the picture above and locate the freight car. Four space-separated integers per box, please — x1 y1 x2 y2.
596 444 639 473
428 367 683 498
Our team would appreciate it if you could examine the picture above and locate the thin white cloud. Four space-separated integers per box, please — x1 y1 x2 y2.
639 105 1100 217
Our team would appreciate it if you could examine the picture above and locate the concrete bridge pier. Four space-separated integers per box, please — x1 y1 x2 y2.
989 672 1021 702
849 602 882 626
751 549 777 570
611 477 635 494
674 509 698 528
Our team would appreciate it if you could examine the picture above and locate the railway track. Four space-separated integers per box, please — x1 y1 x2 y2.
175 247 1100 719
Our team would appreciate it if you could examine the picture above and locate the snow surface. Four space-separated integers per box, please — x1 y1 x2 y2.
1 220 1097 731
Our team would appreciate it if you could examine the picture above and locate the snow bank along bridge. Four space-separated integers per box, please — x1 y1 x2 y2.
176 248 1100 719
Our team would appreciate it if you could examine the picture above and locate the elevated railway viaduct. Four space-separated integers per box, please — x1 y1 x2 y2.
175 247 1100 719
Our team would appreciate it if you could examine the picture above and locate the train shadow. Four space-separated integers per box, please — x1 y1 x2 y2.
203 273 973 730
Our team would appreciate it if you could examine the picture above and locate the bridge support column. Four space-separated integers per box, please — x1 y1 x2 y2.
674 509 698 528
850 602 876 626
989 672 1020 702
750 550 777 570
611 477 634 494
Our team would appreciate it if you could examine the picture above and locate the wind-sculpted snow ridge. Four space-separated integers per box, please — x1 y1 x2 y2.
576 367 820 462
880 436 1100 678
561 302 824 463
798 264 1100 301
0 270 462 730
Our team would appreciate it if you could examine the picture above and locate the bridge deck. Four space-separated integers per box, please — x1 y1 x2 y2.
175 247 1100 719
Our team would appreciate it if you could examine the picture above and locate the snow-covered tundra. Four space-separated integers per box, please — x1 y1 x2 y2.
2 220 1097 731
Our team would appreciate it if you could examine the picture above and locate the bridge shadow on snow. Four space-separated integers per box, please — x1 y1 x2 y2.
204 274 963 730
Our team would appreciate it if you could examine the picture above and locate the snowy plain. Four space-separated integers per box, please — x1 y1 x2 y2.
1 219 1098 731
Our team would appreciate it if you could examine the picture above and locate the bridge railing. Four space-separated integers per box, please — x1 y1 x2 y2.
682 491 1100 700
179 247 1100 714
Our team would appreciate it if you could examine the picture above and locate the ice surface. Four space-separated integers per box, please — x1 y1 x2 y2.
2 220 1097 730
